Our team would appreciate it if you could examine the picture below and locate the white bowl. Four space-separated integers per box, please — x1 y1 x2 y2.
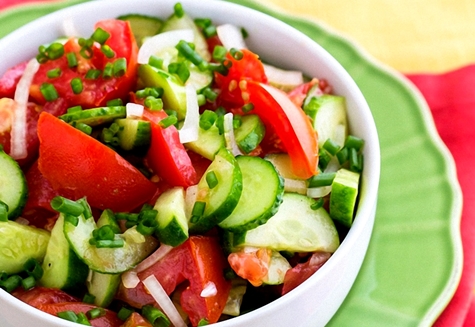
0 0 380 326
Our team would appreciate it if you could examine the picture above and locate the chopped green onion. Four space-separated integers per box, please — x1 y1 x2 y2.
95 239 125 248
197 94 206 106
190 201 206 223
175 40 208 71
24 258 43 280
51 196 85 216
233 116 242 129
349 148 364 173
336 146 349 165
72 122 93 135
145 97 164 111
198 318 210 326
0 201 8 221
79 37 94 49
310 198 325 210
318 149 331 171
36 53 48 64
202 87 217 101
0 272 8 282
117 307 134 321
102 62 113 79
173 2 185 18
45 42 65 60
142 305 171 327
21 276 36 290
307 172 336 188
242 103 254 113
113 58 127 77
71 77 84 94
66 52 78 68
101 45 115 58
58 311 78 322
322 139 341 156
80 46 94 59
208 62 229 76
47 67 62 79
203 25 217 38
87 308 106 319
199 110 217 130
148 55 163 69
159 115 178 129
77 198 93 219
76 312 91 326
164 110 178 120
206 171 219 189
67 105 82 113
194 18 212 29
85 69 101 80
93 225 116 241
0 275 22 293
107 98 123 106
168 62 190 83
40 82 59 101
212 45 227 61
91 27 110 45
83 293 96 304
229 48 243 60
137 218 157 236
345 135 365 151
64 214 79 227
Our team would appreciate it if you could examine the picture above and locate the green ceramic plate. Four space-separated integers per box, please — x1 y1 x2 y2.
0 1 463 326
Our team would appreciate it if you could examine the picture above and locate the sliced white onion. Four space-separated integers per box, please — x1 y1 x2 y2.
121 270 141 289
264 64 304 89
333 123 347 148
143 275 187 327
179 85 199 144
138 29 194 65
200 281 217 298
307 186 332 198
216 24 247 50
126 103 144 119
185 185 199 220
323 157 340 173
135 244 174 273
14 217 30 226
223 112 243 156
283 178 307 195
10 58 39 160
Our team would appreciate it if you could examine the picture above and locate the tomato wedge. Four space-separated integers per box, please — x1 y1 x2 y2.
245 81 318 179
12 287 79 308
142 109 197 188
117 236 231 326
37 111 157 212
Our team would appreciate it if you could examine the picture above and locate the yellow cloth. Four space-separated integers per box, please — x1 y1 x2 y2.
259 0 475 74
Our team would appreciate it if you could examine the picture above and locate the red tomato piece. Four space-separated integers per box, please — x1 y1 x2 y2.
245 81 318 179
37 111 157 212
37 302 122 327
287 78 319 108
0 61 27 98
117 236 232 326
228 248 272 287
30 19 138 108
12 287 79 308
121 312 153 327
142 109 197 188
281 252 331 295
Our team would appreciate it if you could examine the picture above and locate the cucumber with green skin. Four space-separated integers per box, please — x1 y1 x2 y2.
0 149 28 219
117 14 163 46
115 118 151 151
234 115 265 154
189 148 242 233
40 214 89 294
231 193 340 253
59 106 126 127
329 168 360 227
184 123 225 160
87 271 121 307
218 155 284 233
0 221 50 275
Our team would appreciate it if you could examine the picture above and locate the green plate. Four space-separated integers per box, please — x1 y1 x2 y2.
0 1 463 326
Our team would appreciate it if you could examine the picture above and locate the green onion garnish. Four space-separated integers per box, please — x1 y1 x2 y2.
47 67 62 79
318 150 331 171
113 58 127 77
198 318 210 326
0 201 8 221
159 115 178 129
145 97 164 111
336 146 349 165
310 198 325 210
51 196 84 216
101 45 115 58
137 215 157 236
87 308 106 320
95 239 125 248
242 103 254 113
40 82 59 102
212 46 227 62
64 214 79 227
148 55 163 69
77 197 93 219
117 307 134 321
92 225 116 241
307 172 336 188
0 275 22 293
83 293 96 304
45 42 65 60
24 258 43 280
85 69 101 80
345 135 365 151
91 27 110 45
229 48 243 60
190 201 206 223
71 77 84 94
57 311 79 322
21 276 36 291
173 2 185 18
203 25 217 38
76 312 91 326
349 148 364 173
168 62 190 83
233 116 242 129
199 110 218 130
142 305 171 327
175 40 208 71
322 139 341 156
194 18 212 29
66 52 78 68
102 62 113 79
202 87 217 101
206 171 219 189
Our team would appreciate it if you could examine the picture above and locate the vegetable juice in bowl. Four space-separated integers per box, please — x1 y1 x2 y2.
0 0 380 326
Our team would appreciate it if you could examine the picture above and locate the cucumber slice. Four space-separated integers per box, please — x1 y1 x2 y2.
218 155 284 233
189 148 242 233
329 168 360 227
160 11 211 61
234 115 265 154
64 210 159 274
87 271 121 307
0 221 50 274
232 193 340 253
118 14 163 46
138 64 187 119
0 149 28 219
222 279 247 316
40 214 89 293
59 106 126 127
303 93 348 147
115 118 151 151
184 124 225 160
96 209 121 232
153 187 189 246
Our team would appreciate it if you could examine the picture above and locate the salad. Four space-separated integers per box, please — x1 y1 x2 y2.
0 2 365 327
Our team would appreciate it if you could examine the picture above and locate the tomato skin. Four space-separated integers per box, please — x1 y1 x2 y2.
143 109 198 188
30 19 137 108
287 78 319 108
121 312 153 327
228 248 272 287
0 61 27 98
281 252 331 295
37 111 157 212
245 81 318 179
37 302 122 327
117 236 232 326
12 287 79 308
